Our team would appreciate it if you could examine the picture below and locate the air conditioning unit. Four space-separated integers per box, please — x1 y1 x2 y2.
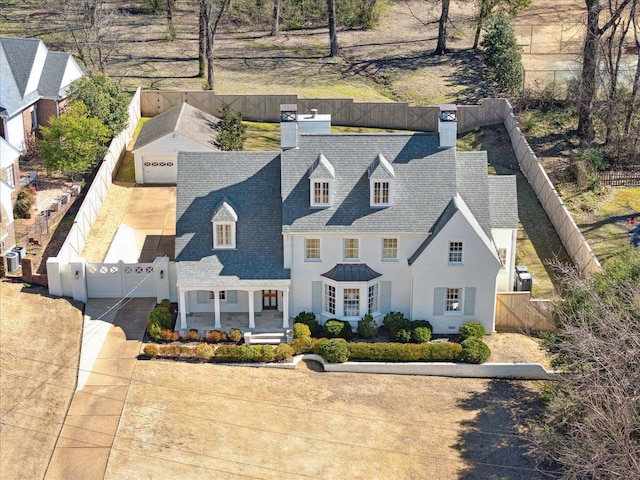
5 251 19 273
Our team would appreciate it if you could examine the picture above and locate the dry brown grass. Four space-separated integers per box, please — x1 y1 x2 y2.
0 280 84 480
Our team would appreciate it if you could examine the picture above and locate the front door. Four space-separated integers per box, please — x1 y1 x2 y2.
262 290 278 310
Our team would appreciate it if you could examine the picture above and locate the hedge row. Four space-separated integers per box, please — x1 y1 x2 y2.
348 342 462 362
143 342 294 363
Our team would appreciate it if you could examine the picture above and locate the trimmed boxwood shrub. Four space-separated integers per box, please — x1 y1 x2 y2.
459 321 486 340
183 329 199 342
159 344 195 357
215 344 254 362
206 330 224 343
229 328 243 343
383 311 410 336
320 338 350 363
143 344 158 358
290 336 312 354
324 319 353 340
412 326 432 343
274 343 294 362
293 322 311 339
295 311 323 337
461 338 491 364
160 329 179 342
348 342 462 362
310 337 329 354
356 314 377 338
253 345 275 363
160 298 171 310
394 328 412 343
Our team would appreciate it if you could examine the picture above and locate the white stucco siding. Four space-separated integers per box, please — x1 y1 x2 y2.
492 228 518 292
186 289 282 314
410 212 501 334
134 133 216 184
6 114 26 152
289 233 424 321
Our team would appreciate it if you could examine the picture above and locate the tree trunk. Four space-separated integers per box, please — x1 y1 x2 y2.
577 0 601 144
624 8 639 136
166 0 172 22
271 0 281 36
328 0 339 57
473 0 494 50
434 0 450 55
205 0 232 91
198 0 206 78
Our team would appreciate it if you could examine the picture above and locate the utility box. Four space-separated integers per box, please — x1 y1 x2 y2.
12 246 26 262
5 252 19 273
514 265 532 292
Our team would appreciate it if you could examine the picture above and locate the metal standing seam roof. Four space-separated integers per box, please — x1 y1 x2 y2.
133 102 221 151
321 263 382 282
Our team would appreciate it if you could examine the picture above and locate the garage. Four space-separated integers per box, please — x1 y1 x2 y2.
133 102 220 184
141 156 176 184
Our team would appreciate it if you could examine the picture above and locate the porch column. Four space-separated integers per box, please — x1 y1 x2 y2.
179 289 188 330
248 289 255 329
214 290 221 329
282 288 289 328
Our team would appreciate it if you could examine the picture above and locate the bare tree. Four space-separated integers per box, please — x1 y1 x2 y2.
271 0 282 36
198 0 207 77
530 253 640 478
328 0 339 57
472 0 530 50
577 0 634 143
434 0 450 55
623 1 640 137
204 0 232 90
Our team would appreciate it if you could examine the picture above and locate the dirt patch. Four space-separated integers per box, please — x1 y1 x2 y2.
485 333 552 370
0 280 84 480
106 361 555 479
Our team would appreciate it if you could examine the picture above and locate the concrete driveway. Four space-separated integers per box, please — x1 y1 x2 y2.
44 297 155 480
81 185 175 263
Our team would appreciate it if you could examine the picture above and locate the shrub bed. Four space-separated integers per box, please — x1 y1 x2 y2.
460 338 491 364
348 342 462 362
459 321 486 340
323 319 353 340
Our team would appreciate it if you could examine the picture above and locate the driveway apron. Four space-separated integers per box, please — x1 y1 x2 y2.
44 298 154 480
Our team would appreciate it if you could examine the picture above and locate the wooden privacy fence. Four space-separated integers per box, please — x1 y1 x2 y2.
140 92 509 133
597 168 640 186
495 292 556 333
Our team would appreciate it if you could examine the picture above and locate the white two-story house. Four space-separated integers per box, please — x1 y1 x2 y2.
174 105 518 334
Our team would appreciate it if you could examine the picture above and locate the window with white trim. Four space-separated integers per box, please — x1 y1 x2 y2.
445 288 462 313
497 247 507 268
344 288 360 316
324 284 336 315
209 290 226 301
368 284 378 314
382 238 397 260
343 238 359 260
305 238 320 260
448 241 463 264
214 222 235 249
31 105 38 131
5 166 14 188
311 181 332 207
373 181 390 205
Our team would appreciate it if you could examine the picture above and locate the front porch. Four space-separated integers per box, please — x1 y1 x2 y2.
181 310 289 334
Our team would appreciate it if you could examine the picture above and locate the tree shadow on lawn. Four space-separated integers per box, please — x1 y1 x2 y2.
446 50 504 104
454 379 560 480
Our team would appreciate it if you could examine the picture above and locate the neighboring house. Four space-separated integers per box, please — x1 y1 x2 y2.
0 36 84 152
174 105 519 335
132 103 220 184
0 137 20 254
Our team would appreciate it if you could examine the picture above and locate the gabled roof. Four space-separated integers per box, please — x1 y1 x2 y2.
281 133 465 234
321 263 382 282
368 153 395 179
308 153 335 179
0 137 20 169
0 37 83 118
175 151 289 287
408 193 500 266
211 199 238 223
133 103 220 151
489 176 519 228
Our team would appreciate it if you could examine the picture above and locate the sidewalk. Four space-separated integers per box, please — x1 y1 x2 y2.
44 298 154 480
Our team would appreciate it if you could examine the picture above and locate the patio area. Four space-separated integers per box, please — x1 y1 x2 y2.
181 311 288 334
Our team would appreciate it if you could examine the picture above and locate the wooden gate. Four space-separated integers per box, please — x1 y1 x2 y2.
495 292 556 333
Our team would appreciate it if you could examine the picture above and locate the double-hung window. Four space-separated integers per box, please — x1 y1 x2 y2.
313 181 330 205
214 223 235 249
382 238 397 260
497 247 507 268
445 288 462 313
324 284 336 315
373 181 390 205
368 284 378 314
209 291 226 301
448 241 463 264
305 238 321 261
5 166 15 188
344 288 360 317
343 238 359 261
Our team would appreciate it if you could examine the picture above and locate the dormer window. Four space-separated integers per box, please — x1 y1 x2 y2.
309 153 335 208
211 199 237 249
368 153 394 207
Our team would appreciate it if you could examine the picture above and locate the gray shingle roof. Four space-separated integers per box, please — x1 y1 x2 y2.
0 37 82 118
489 175 519 228
281 133 492 234
175 151 289 287
133 102 220 151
